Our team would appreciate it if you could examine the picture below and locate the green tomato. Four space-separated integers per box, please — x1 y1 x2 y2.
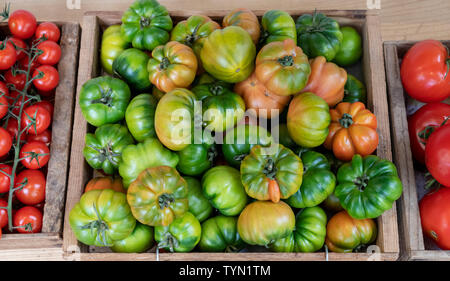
112 48 152 92
199 215 244 252
79 76 131 127
69 189 136 247
100 25 131 74
83 124 134 175
273 123 299 154
271 206 327 252
335 154 403 219
155 212 201 252
111 223 154 253
333 26 362 66
260 10 297 45
343 74 367 104
202 166 248 216
285 151 336 208
192 82 246 132
296 12 343 61
185 177 213 222
120 0 173 51
118 137 179 188
200 26 256 83
222 124 273 168
177 133 217 176
125 93 157 142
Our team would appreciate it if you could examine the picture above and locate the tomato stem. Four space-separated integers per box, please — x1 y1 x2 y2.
445 58 450 80
339 113 354 128
158 193 175 209
0 3 9 22
263 158 277 179
277 55 294 67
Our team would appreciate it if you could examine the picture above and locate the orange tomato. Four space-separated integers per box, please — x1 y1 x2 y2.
300 56 347 107
222 8 260 45
324 102 378 161
84 176 126 193
234 72 291 119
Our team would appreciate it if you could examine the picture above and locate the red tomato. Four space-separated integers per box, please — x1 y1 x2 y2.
401 40 450 103
15 169 46 205
26 129 51 146
0 40 17 70
0 198 7 229
0 127 12 157
420 187 450 250
35 22 60 42
8 37 27 60
9 90 32 116
408 103 450 164
5 117 18 139
13 206 42 233
32 65 59 91
18 55 40 73
5 69 27 91
21 104 51 135
0 81 9 119
0 164 13 193
20 141 50 169
36 41 61 66
34 100 54 118
8 10 37 40
425 124 450 187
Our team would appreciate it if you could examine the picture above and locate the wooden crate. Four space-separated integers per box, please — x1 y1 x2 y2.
63 9 400 261
0 22 80 260
384 40 450 261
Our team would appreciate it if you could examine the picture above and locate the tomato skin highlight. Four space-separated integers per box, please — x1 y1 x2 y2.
420 187 450 250
425 124 450 187
401 40 450 103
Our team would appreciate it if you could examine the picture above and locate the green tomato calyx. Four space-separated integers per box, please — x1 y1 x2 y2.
80 203 111 246
278 55 294 67
339 113 354 128
209 84 225 96
354 174 370 191
159 57 170 70
158 193 175 209
185 24 201 47
158 233 179 253
263 158 278 179
87 142 120 166
92 88 114 107
207 145 218 163
139 16 151 28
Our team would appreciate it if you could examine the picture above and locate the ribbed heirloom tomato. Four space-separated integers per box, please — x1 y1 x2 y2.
223 8 260 45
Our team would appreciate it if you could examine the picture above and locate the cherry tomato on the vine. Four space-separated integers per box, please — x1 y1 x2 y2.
5 117 18 139
0 199 8 229
13 206 42 233
425 124 450 187
20 141 50 169
34 100 54 118
32 65 59 92
15 169 46 205
21 104 51 135
0 127 13 157
8 10 37 40
36 41 61 66
18 55 40 74
26 129 51 146
35 22 60 42
8 37 27 60
0 40 17 70
0 164 14 193
0 81 9 119
5 68 27 91
9 90 32 116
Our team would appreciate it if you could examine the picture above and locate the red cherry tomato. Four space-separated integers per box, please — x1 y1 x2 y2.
0 40 17 70
20 141 50 169
8 10 37 40
18 55 40 73
26 129 52 146
0 198 8 229
0 81 9 119
36 41 61 66
425 124 450 187
34 100 54 118
13 206 42 233
8 37 27 60
15 169 46 205
21 104 51 135
32 65 59 92
5 68 26 91
0 127 12 157
401 40 450 103
420 187 450 250
35 22 60 42
9 90 32 116
5 117 18 139
408 103 450 164
0 164 13 193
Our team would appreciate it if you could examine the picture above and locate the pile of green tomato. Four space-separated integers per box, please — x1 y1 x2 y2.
69 0 402 254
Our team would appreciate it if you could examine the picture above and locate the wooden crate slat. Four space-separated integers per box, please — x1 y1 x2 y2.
64 10 400 261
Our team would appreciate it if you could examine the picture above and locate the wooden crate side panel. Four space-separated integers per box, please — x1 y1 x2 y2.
383 43 425 260
362 15 399 254
42 22 81 233
62 15 100 253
